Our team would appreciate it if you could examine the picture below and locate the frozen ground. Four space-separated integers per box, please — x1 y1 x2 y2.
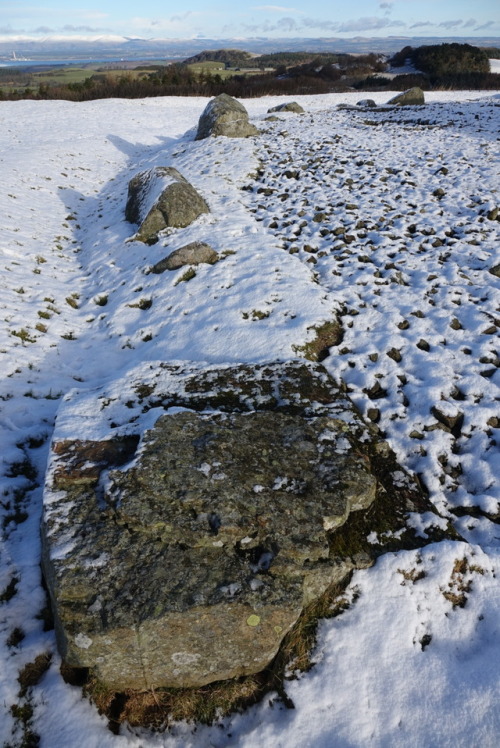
0 90 499 747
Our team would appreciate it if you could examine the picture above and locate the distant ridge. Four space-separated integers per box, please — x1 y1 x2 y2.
0 35 499 61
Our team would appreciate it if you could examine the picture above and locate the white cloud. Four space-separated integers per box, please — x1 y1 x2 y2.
337 16 405 33
62 25 110 33
438 19 463 30
410 21 433 29
474 20 495 30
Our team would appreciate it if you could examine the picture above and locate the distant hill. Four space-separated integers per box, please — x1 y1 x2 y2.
183 49 254 66
391 42 489 76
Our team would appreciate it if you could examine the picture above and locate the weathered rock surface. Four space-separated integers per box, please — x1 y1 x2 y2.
387 87 425 106
268 102 305 114
357 99 377 108
125 166 209 243
150 241 218 273
196 94 259 140
42 360 448 691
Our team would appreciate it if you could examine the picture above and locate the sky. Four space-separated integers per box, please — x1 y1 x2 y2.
0 0 499 41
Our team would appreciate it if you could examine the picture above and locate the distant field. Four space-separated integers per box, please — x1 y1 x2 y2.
0 62 159 94
34 65 151 85
186 60 265 79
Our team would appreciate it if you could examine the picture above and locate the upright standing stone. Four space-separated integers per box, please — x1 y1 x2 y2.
196 94 259 139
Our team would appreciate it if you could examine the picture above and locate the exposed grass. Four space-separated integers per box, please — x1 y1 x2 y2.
8 702 40 748
65 294 80 309
11 329 36 344
0 576 19 603
18 654 52 695
242 309 270 320
174 268 196 286
7 627 25 648
293 319 343 362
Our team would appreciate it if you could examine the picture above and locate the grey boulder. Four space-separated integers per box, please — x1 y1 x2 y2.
268 102 305 114
125 166 209 243
387 87 425 106
150 241 218 273
196 94 259 139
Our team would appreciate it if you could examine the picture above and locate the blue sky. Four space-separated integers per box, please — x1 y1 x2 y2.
0 1 498 40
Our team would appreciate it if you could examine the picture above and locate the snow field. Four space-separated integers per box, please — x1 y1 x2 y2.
0 90 499 746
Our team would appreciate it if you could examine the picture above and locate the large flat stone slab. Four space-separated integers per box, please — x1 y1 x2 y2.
42 360 441 690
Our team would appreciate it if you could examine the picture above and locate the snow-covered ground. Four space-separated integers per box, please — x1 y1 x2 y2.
1 90 499 747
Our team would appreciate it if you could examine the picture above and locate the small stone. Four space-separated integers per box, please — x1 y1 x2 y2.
150 242 218 273
450 318 463 330
417 339 430 351
433 188 446 198
431 406 464 437
268 102 305 114
364 381 387 400
387 348 402 363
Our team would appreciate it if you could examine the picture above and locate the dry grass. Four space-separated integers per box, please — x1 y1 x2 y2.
18 654 51 695
293 319 343 362
442 556 485 608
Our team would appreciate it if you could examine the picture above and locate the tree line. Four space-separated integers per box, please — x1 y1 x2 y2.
1 43 499 102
